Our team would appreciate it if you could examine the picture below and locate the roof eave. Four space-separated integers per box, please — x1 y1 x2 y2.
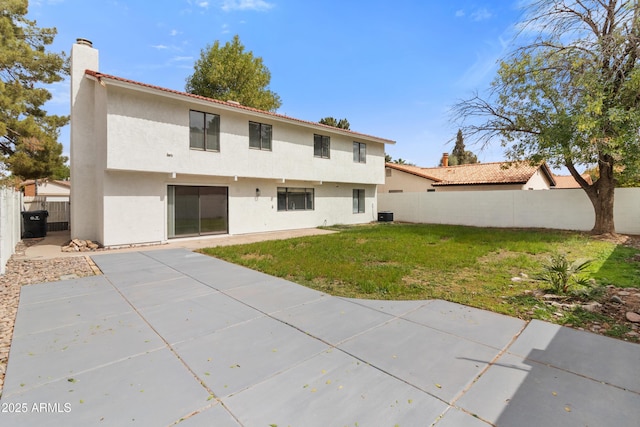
385 163 442 182
432 181 528 187
539 163 557 186
85 70 395 145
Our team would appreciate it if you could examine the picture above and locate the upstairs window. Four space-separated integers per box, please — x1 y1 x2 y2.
190 110 220 151
249 121 272 150
314 134 330 158
353 142 366 163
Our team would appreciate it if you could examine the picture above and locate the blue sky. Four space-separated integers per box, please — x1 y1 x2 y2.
30 0 527 168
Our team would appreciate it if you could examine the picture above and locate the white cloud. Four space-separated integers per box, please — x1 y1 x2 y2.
152 44 169 50
46 79 70 106
221 0 275 12
197 1 209 8
169 29 180 36
455 9 465 18
470 8 492 22
171 56 193 62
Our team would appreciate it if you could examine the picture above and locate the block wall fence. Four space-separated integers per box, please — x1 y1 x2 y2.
378 188 640 235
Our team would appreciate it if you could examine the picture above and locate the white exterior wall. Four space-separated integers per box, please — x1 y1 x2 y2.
35 182 70 197
99 170 377 247
378 188 640 235
378 168 437 193
0 188 22 274
102 86 385 185
524 168 552 190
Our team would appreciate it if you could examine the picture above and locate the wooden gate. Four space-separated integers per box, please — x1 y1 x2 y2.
23 196 70 231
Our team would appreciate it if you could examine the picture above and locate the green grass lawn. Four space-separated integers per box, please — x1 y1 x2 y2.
200 223 640 331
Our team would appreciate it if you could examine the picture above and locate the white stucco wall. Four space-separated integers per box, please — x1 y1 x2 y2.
101 86 385 185
227 180 378 234
98 170 378 247
523 168 552 190
36 182 70 197
378 188 640 235
378 168 437 193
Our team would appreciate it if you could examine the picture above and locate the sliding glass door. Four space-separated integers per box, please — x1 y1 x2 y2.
168 186 228 238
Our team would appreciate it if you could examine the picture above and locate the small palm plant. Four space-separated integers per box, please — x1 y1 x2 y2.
535 253 593 295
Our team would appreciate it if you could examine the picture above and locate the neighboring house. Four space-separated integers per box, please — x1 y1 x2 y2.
552 174 593 189
380 154 556 193
70 39 394 247
20 179 70 202
20 179 71 232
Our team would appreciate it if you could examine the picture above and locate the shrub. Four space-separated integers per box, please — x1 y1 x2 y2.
535 253 593 295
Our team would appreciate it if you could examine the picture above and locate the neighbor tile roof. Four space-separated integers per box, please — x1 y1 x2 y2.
552 174 592 189
21 179 70 187
84 70 395 145
386 162 556 186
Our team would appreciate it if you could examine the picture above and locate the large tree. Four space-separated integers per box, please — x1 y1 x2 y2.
319 117 350 130
454 0 640 235
186 35 281 112
0 0 69 180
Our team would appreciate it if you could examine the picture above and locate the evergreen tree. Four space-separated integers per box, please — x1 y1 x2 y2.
319 117 350 129
451 129 478 165
0 0 69 180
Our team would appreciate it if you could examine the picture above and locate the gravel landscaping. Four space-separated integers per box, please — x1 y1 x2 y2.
0 240 98 396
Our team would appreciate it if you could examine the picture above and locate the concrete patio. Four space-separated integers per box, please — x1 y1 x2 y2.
1 248 638 426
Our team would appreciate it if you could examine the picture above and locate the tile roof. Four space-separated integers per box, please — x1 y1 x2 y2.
552 174 592 189
21 179 71 188
386 161 556 186
84 70 395 145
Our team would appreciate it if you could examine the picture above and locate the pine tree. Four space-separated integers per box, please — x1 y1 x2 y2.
450 129 478 165
319 117 350 129
0 0 69 180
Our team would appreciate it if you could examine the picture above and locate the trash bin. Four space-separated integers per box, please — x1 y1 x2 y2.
22 210 48 238
378 211 394 222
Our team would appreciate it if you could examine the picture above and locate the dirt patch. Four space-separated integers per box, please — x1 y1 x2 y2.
526 285 640 342
593 232 640 249
584 286 640 339
240 253 273 261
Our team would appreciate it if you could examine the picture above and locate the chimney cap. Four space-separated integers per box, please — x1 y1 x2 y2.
76 38 93 47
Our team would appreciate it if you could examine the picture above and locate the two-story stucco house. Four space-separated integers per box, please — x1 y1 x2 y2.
70 39 394 247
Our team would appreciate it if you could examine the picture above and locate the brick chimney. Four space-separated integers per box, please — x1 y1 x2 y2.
442 153 449 167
